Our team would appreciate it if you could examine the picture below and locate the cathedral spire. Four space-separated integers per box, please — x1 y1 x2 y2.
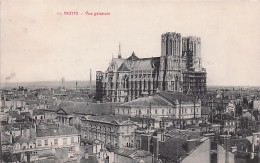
118 43 122 58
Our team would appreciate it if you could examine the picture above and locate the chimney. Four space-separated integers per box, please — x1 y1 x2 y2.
2 96 6 107
90 69 92 91
142 92 149 98
147 135 151 152
186 139 198 153
203 133 215 142
219 135 231 163
230 146 237 153
141 135 151 152
20 125 23 136
152 136 159 162
15 99 17 109
252 133 258 153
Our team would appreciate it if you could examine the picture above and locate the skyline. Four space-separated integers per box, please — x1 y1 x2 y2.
1 0 260 86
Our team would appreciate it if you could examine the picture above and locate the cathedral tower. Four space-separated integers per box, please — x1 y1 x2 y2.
159 32 183 92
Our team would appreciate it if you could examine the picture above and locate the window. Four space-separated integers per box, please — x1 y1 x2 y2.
162 109 164 115
71 137 74 143
54 139 58 145
63 138 67 145
38 140 42 146
45 139 48 146
139 110 141 115
155 109 157 114
147 110 149 115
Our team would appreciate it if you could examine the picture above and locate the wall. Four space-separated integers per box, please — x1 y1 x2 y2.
217 144 235 163
182 138 211 163
36 135 80 152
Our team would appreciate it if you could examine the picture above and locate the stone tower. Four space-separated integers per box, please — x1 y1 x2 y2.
159 32 183 92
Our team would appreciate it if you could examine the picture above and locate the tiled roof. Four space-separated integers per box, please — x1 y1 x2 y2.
201 107 211 115
213 113 236 121
115 148 151 158
126 52 139 61
36 124 79 137
118 63 130 72
8 111 21 119
85 115 131 125
230 138 251 152
157 91 194 104
123 57 160 71
120 95 172 107
165 130 202 140
159 137 188 161
33 109 45 116
47 101 122 115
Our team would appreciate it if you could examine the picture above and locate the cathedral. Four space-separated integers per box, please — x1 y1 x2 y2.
96 32 207 102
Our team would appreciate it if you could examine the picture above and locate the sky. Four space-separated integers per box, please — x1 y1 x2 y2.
1 0 260 86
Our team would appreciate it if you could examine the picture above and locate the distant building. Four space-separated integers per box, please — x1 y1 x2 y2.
213 114 237 134
253 100 260 111
96 32 207 102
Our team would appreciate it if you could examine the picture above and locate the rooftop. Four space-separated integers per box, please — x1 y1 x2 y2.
36 124 79 137
120 95 172 107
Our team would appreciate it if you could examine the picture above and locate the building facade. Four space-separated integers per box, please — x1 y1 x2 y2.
81 115 137 149
96 32 207 102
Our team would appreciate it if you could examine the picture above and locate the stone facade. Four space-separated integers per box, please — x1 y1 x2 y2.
96 32 207 102
81 115 137 149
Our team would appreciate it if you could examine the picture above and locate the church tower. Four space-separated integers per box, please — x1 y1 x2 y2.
159 32 183 92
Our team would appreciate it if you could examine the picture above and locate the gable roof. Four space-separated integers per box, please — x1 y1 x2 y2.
157 91 194 104
120 95 172 107
159 137 188 161
33 109 45 116
127 51 139 61
115 148 152 158
47 101 122 116
123 57 160 71
84 115 133 125
118 62 130 72
36 124 79 137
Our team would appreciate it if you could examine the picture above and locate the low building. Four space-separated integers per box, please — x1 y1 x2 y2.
35 124 81 161
116 91 202 129
81 115 137 149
